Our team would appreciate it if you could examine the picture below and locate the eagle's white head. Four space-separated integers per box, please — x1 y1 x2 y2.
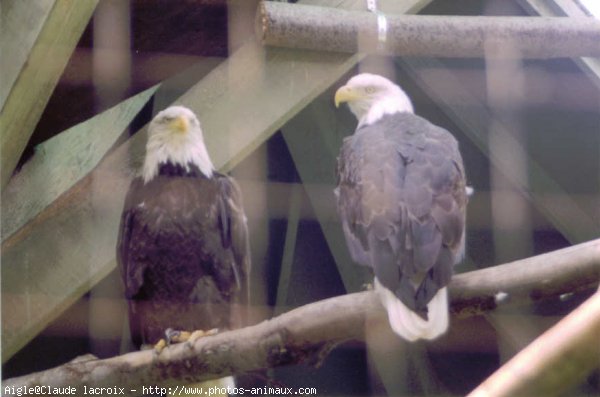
143 106 214 183
334 73 414 128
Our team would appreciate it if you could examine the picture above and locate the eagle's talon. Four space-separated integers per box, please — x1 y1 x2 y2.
206 328 219 336
184 328 219 349
153 339 167 355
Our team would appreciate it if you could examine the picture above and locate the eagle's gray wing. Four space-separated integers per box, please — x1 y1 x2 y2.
336 112 467 316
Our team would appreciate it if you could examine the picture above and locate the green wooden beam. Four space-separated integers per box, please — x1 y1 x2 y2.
0 0 99 189
1 85 159 242
0 1 52 107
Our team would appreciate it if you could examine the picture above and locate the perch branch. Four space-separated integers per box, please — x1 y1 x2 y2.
467 288 600 397
257 1 600 58
449 238 600 317
4 239 599 396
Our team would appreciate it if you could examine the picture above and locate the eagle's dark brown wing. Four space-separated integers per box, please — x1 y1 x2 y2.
116 172 250 347
215 173 251 329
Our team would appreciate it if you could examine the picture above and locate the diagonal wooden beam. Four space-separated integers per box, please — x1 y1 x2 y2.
1 85 159 242
0 0 99 189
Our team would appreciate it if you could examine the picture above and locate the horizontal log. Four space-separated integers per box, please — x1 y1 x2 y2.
257 1 600 58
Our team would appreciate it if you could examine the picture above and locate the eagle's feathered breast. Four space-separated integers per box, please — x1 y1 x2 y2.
117 164 248 346
336 112 467 316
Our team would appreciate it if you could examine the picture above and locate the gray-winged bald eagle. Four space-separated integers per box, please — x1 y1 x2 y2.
117 106 250 352
334 74 467 341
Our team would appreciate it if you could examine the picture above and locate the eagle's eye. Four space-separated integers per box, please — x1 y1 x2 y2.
365 86 376 94
162 116 174 123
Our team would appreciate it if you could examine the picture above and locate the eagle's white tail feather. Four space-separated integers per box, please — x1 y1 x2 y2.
375 279 448 341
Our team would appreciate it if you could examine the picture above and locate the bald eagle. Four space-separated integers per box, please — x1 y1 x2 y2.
117 106 250 351
334 74 467 341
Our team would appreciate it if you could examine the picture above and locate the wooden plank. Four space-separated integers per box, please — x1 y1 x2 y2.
396 58 599 243
0 0 99 189
0 0 53 107
1 85 159 242
0 0 399 363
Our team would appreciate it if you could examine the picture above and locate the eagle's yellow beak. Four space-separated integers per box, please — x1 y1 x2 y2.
171 115 189 134
334 85 363 108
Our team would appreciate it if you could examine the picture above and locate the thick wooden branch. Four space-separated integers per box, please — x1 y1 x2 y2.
257 1 600 58
4 239 599 395
468 288 600 397
449 238 600 317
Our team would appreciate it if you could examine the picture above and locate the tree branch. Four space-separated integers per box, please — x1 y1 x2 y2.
467 288 600 397
256 1 600 58
450 238 600 317
4 239 599 396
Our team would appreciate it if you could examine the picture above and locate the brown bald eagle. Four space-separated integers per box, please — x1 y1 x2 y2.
117 106 250 351
334 74 467 341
